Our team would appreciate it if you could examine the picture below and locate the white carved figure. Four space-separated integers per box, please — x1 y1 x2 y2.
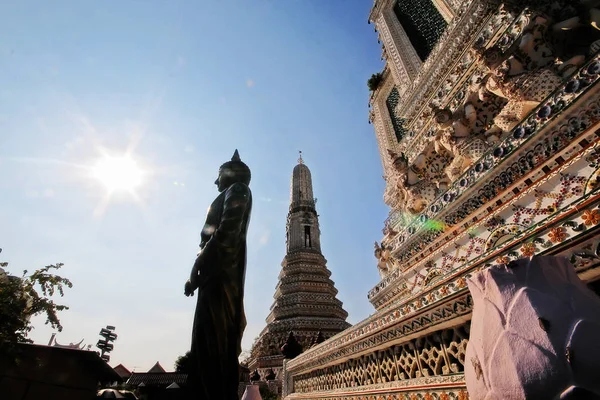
459 75 510 142
432 106 492 182
381 221 398 247
374 241 397 278
477 14 586 112
465 256 600 399
476 35 564 135
383 173 405 211
388 151 440 214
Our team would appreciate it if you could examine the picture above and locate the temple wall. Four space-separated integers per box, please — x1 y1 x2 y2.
283 0 600 397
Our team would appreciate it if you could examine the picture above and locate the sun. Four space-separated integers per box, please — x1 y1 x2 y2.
92 155 144 193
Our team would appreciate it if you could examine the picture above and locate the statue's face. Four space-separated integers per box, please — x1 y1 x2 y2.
484 48 502 67
435 110 451 124
393 157 408 172
215 163 250 191
215 168 234 192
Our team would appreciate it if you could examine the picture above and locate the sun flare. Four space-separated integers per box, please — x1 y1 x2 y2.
92 155 144 193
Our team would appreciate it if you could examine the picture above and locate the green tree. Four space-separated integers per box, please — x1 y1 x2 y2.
0 251 72 357
367 72 383 91
174 350 193 373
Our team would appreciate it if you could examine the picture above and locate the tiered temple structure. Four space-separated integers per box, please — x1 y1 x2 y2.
283 0 600 398
248 154 350 394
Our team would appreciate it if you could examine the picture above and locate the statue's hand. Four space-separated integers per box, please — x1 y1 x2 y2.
184 280 195 297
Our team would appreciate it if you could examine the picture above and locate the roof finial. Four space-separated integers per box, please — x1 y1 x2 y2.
298 150 303 164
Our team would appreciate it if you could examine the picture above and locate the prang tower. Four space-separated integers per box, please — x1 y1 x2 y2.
248 153 350 384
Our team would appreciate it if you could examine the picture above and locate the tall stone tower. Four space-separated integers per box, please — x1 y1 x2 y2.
247 153 350 386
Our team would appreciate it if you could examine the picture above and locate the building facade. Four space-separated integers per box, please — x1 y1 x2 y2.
248 154 350 393
283 0 600 398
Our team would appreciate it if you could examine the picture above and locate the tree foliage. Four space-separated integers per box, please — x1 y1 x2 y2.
174 351 194 373
367 72 383 91
0 251 72 356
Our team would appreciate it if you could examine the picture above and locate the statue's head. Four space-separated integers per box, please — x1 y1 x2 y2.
479 46 503 69
388 150 408 172
215 149 251 192
432 106 453 124
374 242 382 258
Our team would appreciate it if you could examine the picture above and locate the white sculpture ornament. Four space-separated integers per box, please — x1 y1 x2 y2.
374 241 397 278
387 150 440 214
432 106 492 182
474 14 585 133
465 256 600 399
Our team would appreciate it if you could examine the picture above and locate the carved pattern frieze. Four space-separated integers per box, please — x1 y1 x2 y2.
292 324 470 393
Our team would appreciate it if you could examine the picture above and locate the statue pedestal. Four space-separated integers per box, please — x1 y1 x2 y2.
241 384 262 400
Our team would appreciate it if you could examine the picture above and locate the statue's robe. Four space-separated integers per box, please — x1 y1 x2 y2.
189 182 252 399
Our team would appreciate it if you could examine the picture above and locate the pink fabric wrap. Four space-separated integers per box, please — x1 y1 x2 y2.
465 256 600 399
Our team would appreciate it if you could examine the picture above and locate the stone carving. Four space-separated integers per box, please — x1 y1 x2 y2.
474 15 585 132
310 331 325 348
374 241 397 278
432 107 493 182
281 332 303 359
250 370 261 382
466 256 600 399
482 0 598 29
292 324 470 393
184 149 252 400
382 173 403 211
428 64 510 182
381 220 398 247
384 150 448 214
394 0 501 146
265 368 276 381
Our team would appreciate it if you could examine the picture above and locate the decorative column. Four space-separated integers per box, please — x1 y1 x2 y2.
375 10 422 96
372 89 400 178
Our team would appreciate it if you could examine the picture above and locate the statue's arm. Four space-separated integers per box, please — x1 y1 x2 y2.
184 183 251 297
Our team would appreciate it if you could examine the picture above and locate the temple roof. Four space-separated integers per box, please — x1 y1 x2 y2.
113 364 132 379
127 373 187 387
147 362 166 373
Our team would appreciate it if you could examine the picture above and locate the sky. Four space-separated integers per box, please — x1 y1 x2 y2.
0 0 387 371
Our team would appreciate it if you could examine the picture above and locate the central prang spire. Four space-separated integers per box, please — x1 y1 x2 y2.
248 153 350 385
288 153 320 253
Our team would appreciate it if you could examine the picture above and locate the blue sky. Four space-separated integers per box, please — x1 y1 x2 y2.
0 0 386 371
